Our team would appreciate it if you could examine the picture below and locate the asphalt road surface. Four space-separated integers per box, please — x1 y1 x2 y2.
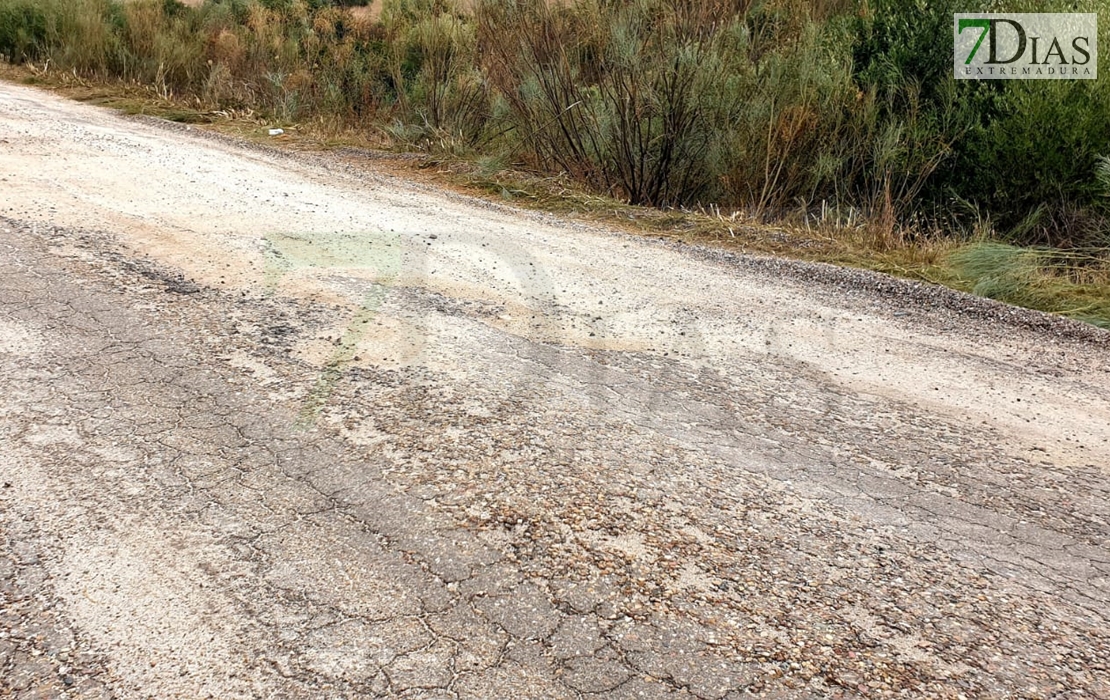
1 82 1109 699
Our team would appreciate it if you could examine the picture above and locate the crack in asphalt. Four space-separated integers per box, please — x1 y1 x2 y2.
1 81 1109 698
2 219 1108 699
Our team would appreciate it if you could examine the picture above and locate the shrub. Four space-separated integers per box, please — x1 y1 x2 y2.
853 0 1110 247
381 0 489 149
0 0 49 63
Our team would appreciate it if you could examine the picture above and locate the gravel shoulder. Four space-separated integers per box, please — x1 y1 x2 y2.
1 81 1109 699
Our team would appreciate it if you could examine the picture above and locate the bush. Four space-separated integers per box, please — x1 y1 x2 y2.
477 0 747 206
853 0 1110 247
381 0 488 149
0 0 48 63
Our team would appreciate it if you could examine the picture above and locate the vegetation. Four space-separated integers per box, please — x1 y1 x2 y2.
2 0 1108 326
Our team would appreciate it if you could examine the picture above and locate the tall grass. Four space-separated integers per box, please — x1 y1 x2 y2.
949 243 1110 327
477 0 748 207
1 0 1108 256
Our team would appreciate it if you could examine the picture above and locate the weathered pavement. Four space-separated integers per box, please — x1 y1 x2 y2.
1 82 1109 698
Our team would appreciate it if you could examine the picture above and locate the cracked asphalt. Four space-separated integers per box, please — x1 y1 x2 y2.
1 82 1109 698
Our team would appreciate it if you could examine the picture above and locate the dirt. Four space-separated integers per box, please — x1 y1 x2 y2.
1 81 1109 698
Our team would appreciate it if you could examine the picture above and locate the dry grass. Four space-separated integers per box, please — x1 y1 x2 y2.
348 3 380 21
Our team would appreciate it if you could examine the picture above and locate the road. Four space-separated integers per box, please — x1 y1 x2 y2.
1 82 1108 699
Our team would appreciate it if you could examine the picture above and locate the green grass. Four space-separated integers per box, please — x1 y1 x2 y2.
947 243 1110 328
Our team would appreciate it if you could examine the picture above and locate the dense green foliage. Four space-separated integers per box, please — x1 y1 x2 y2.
2 0 1108 250
853 0 1110 247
